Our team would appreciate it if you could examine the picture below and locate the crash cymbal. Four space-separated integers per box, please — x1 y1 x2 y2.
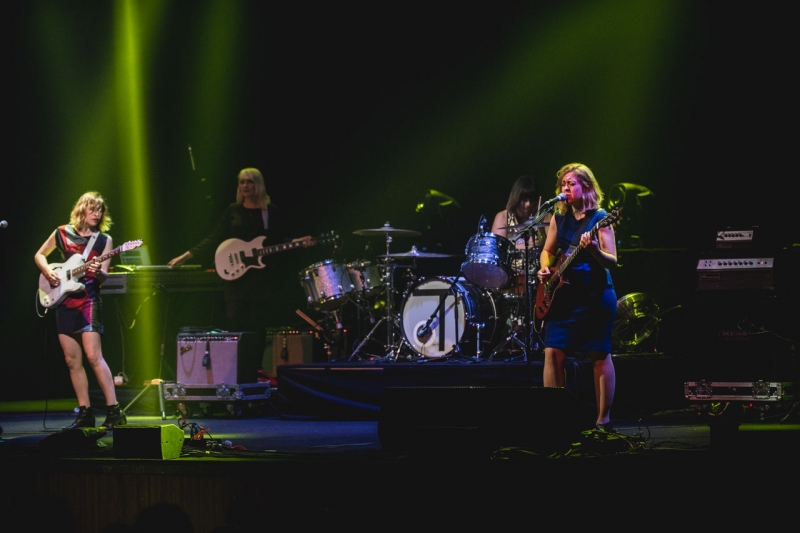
499 222 550 231
353 222 421 237
379 245 454 258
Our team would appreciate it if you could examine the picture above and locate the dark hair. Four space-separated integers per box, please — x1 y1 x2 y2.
505 175 538 212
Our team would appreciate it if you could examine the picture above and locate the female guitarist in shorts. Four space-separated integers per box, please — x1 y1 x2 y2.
536 163 618 432
34 191 127 430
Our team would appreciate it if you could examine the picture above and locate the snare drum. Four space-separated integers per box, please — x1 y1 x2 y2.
401 277 498 358
347 260 383 297
496 268 538 300
298 259 354 310
461 232 514 290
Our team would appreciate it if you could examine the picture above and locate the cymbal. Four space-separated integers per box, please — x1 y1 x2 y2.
499 222 549 231
353 222 421 237
379 246 454 258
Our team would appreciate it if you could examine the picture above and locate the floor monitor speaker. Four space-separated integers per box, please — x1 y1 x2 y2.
114 424 184 459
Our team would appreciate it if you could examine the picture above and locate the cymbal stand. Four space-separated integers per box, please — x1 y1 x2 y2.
488 227 543 361
348 234 406 362
446 274 481 363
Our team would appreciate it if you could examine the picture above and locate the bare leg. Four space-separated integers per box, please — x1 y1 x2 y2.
543 347 566 388
590 351 615 425
81 331 117 406
59 333 91 407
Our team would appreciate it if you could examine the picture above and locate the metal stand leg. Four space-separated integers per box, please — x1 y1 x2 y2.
123 378 164 417
349 316 389 361
158 380 166 420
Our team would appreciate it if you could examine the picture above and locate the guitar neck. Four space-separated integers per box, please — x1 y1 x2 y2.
255 240 312 258
555 223 602 278
71 247 123 276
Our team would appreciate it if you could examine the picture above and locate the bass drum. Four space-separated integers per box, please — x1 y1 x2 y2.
401 277 498 359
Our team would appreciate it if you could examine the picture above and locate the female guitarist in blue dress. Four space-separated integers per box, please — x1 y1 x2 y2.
168 168 313 374
536 163 618 432
34 191 127 430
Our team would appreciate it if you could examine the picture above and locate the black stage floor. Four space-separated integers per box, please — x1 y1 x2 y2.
2 351 799 530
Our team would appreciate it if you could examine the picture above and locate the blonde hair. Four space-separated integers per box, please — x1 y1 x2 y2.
69 191 112 232
236 168 271 208
553 163 603 215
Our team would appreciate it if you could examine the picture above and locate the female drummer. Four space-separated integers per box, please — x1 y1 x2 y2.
491 175 549 294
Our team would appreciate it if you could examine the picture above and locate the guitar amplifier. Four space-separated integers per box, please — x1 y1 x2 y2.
263 329 316 376
696 257 774 292
176 331 260 386
715 229 755 250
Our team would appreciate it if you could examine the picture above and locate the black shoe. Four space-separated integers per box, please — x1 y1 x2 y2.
101 402 127 430
595 422 619 434
65 406 96 430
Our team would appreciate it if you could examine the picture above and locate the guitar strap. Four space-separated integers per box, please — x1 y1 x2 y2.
81 232 100 261
566 209 597 252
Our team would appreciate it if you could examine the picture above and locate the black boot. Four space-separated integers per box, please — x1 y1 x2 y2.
64 406 95 430
101 402 127 430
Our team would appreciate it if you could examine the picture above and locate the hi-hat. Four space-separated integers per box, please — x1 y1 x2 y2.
353 222 421 237
499 222 550 231
379 245 454 258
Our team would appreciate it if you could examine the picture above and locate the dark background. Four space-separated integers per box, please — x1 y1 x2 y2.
1 1 798 401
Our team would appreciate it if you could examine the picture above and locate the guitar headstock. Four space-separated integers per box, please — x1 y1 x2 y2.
122 239 143 251
599 207 623 229
314 230 340 247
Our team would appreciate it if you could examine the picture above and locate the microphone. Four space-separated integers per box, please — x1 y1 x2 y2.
0 220 7 229
202 340 211 368
539 193 567 210
416 324 432 341
280 335 289 361
477 214 487 234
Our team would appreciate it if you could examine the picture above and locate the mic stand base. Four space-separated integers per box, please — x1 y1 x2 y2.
487 333 529 362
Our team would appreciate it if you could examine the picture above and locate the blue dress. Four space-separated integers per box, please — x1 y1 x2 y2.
542 209 616 353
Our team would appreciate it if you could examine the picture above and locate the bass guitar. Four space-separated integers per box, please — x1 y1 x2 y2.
534 208 621 320
215 231 338 281
38 239 144 308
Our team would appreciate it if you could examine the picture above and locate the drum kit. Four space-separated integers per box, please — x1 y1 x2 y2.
297 218 548 363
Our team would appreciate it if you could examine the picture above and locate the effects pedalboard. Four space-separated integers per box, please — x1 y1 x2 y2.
684 380 782 402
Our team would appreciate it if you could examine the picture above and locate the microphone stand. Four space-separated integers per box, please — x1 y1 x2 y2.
488 205 551 362
442 275 473 363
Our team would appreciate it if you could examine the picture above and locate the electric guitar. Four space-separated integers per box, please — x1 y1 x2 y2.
215 231 338 281
534 208 622 320
38 239 144 308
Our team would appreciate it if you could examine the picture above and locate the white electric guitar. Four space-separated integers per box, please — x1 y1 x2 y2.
215 231 337 281
37 239 143 308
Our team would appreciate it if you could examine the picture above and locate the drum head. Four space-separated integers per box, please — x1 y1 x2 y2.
401 278 466 358
461 233 513 289
298 260 352 311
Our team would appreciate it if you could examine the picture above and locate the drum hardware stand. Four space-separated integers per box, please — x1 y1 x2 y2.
348 223 423 362
488 208 550 362
295 309 338 361
349 258 407 361
488 308 529 361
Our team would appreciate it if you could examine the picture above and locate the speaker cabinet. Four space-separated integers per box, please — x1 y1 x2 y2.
113 425 184 459
378 386 592 455
176 332 260 386
38 427 107 453
263 331 315 376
